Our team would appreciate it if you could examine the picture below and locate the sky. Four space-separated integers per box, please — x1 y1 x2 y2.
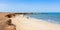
0 0 60 12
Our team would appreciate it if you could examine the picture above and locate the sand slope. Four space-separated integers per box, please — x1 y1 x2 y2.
11 14 60 30
0 13 16 30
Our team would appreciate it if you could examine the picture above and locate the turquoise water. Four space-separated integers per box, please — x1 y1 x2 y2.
27 13 60 24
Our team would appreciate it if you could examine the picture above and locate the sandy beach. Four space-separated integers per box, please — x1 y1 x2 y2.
11 14 60 30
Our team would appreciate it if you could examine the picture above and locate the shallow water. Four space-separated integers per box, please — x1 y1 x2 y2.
27 13 60 24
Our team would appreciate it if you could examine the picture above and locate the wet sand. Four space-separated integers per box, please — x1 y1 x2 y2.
11 14 60 30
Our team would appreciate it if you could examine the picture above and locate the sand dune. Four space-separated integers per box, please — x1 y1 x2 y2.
0 13 16 30
11 14 60 30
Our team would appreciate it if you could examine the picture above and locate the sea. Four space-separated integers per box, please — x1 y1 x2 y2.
27 13 60 24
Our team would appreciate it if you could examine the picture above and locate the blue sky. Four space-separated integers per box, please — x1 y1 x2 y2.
0 0 60 12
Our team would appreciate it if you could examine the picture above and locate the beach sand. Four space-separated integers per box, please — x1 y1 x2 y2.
11 14 60 30
0 13 60 30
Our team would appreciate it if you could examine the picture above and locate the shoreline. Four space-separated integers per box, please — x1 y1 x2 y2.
11 14 60 30
25 15 60 24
